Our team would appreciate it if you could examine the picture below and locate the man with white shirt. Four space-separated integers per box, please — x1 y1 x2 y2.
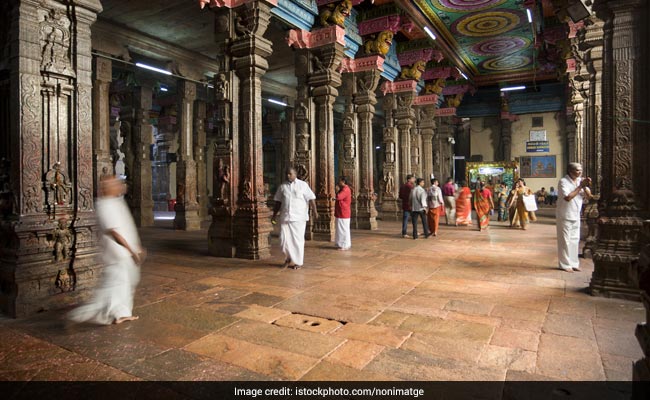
271 167 318 270
409 178 431 239
556 162 592 272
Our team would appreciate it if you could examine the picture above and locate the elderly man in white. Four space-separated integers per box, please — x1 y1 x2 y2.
272 167 318 270
556 162 592 272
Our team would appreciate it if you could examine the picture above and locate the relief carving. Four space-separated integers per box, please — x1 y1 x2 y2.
55 268 75 292
49 218 72 262
21 74 42 214
45 162 72 207
214 73 229 101
383 171 395 195
40 8 72 75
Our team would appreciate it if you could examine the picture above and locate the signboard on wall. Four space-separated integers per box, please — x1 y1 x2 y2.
520 155 556 178
526 140 550 152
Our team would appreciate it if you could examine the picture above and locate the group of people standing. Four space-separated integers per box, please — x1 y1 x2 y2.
398 175 446 239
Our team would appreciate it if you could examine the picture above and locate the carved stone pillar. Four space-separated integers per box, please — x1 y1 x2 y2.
92 57 113 194
565 109 578 164
417 102 438 179
268 110 286 192
582 17 605 193
208 5 237 258
433 117 454 183
121 85 154 227
393 81 418 182
231 0 275 258
194 100 209 221
580 17 605 258
309 38 345 242
500 118 512 162
354 66 382 230
590 0 646 301
379 93 400 221
0 0 102 317
174 81 201 231
339 73 359 228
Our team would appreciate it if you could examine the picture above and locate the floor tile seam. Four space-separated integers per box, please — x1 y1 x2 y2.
365 285 419 327
178 318 245 357
295 338 352 380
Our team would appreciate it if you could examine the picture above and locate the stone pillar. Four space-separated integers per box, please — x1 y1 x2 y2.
379 93 400 221
208 5 237 258
500 119 512 162
590 0 646 300
0 0 102 317
582 17 605 193
231 0 275 258
410 126 422 179
394 82 418 182
418 103 437 179
579 17 605 258
354 66 382 230
309 38 345 242
194 100 209 221
92 57 113 193
174 81 201 231
285 108 296 172
268 110 286 192
293 49 314 239
565 108 578 164
435 117 455 181
121 85 154 227
339 73 359 228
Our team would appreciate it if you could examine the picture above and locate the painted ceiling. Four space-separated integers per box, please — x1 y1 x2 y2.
412 0 542 84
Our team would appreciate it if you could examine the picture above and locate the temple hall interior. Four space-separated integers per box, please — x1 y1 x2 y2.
1 0 650 388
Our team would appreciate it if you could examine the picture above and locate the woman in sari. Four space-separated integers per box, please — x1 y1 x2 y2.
508 178 533 230
473 181 494 231
455 181 472 226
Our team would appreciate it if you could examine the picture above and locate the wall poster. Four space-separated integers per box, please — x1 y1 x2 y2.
520 155 557 178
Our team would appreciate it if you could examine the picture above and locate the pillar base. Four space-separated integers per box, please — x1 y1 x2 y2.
208 205 235 258
233 203 272 260
174 209 202 231
380 198 401 221
0 215 101 317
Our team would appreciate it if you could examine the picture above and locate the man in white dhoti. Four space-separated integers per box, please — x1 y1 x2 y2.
271 167 318 270
556 162 592 272
68 176 145 324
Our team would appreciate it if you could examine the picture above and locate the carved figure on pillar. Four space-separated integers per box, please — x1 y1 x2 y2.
45 162 72 208
319 0 352 27
399 60 426 81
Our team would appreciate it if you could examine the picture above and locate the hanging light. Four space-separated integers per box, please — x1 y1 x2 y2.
135 62 172 76
424 26 437 40
500 85 526 92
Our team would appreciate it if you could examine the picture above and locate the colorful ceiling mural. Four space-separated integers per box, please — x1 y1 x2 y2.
412 0 544 83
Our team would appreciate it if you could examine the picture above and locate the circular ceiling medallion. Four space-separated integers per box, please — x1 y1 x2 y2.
481 55 531 71
453 11 521 37
433 0 508 13
470 36 530 55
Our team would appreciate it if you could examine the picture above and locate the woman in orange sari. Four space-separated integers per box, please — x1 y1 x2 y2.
455 181 472 226
473 181 494 231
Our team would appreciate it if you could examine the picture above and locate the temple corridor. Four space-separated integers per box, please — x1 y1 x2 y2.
0 210 643 382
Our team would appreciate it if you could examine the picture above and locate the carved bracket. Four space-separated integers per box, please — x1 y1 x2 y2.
286 25 346 49
381 79 417 96
339 55 385 73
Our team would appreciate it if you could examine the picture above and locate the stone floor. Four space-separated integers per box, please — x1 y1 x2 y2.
0 209 645 382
